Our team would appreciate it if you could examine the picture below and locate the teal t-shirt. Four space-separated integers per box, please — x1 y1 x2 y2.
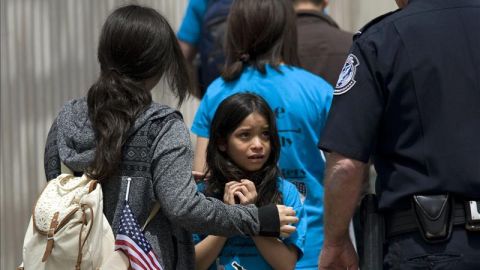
192 65 333 269
177 0 208 45
193 179 307 269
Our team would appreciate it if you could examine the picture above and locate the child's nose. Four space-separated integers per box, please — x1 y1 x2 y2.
251 137 263 150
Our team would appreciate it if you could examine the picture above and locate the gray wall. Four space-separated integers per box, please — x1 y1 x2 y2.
0 0 397 268
330 0 398 31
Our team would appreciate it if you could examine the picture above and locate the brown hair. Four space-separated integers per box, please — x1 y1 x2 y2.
222 0 300 81
87 5 192 182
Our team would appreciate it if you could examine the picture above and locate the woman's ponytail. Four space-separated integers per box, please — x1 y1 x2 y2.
222 0 299 81
85 5 193 182
86 69 151 182
222 57 246 82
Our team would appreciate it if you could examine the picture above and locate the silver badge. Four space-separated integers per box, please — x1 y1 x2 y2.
334 54 360 95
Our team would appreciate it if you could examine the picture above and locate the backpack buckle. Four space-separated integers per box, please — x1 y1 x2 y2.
47 228 56 240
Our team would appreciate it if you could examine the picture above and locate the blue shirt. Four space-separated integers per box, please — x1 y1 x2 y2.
192 65 333 269
177 0 208 45
194 179 307 269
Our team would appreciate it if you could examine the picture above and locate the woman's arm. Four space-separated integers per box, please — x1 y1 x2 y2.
44 120 61 180
194 235 228 270
151 118 297 237
252 237 298 270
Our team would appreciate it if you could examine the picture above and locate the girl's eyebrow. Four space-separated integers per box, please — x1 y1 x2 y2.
234 127 252 132
236 125 270 131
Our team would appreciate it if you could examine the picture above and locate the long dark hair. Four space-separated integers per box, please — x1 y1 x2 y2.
222 0 299 81
87 5 192 182
205 93 282 206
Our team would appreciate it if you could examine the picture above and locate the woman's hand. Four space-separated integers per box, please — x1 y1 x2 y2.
276 205 298 238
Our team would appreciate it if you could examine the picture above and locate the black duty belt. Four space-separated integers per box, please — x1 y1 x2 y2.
386 199 479 239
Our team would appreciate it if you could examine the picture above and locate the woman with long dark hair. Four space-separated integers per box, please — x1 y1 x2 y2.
194 93 307 269
44 5 298 269
191 0 334 268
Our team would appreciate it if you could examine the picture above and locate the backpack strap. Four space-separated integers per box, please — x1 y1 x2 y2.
41 212 60 262
75 205 95 270
141 202 161 232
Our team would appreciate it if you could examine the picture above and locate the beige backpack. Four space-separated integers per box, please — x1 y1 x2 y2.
18 169 160 270
19 173 116 269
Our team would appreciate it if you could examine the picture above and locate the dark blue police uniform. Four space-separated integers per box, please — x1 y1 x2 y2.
318 0 480 269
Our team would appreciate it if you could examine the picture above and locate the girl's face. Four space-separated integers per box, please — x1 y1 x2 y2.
220 112 271 172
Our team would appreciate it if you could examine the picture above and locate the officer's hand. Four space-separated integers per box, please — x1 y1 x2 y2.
318 237 358 270
276 205 298 238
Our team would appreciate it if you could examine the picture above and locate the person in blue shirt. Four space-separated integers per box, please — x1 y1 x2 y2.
177 0 207 48
177 0 233 98
194 93 307 270
191 1 333 268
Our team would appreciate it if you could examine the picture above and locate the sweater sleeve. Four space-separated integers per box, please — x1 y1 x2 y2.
44 119 61 181
150 117 279 237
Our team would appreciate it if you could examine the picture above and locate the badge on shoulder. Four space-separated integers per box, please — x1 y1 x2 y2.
334 54 360 95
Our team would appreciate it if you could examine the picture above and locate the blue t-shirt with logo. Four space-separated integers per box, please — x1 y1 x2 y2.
177 0 208 45
194 179 307 269
192 65 333 269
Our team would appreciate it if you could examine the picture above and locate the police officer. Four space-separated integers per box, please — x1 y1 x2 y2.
317 0 480 269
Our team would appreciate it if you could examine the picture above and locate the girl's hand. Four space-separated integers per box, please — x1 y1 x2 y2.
223 181 245 205
192 171 204 181
192 171 210 183
235 179 257 205
223 180 257 205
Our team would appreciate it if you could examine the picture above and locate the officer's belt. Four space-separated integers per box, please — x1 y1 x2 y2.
385 199 466 238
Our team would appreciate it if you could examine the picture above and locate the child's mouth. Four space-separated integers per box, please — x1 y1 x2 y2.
248 154 265 160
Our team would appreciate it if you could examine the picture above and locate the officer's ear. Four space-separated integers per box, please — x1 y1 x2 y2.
395 0 409 8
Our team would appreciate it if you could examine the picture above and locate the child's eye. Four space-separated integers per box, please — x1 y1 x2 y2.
262 131 270 138
238 132 250 139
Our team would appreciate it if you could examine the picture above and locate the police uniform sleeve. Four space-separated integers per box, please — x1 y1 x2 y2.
318 38 385 163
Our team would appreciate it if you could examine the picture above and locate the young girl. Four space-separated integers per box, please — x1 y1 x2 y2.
43 5 298 269
194 93 307 270
192 0 333 268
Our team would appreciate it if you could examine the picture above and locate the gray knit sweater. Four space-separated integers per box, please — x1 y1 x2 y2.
44 98 278 269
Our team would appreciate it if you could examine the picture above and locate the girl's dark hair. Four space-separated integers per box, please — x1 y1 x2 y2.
205 93 282 206
87 5 192 182
222 0 300 81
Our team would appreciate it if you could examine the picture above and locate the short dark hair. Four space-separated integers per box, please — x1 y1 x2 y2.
292 0 325 5
222 0 300 81
87 5 192 182
206 93 282 206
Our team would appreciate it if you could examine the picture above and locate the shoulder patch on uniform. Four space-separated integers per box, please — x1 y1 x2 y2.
334 54 360 95
354 9 400 39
